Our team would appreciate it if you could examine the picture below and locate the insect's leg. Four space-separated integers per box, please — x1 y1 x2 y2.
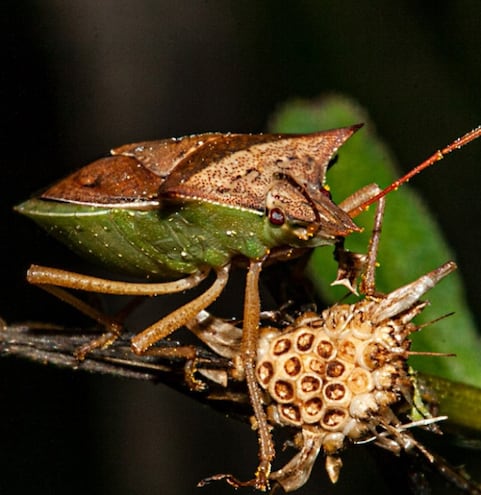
242 258 275 490
338 183 382 217
378 427 481 494
34 283 124 356
198 259 274 491
200 259 274 489
27 265 211 358
134 343 214 391
359 195 386 296
200 426 322 491
130 264 230 354
333 184 386 294
413 440 481 494
27 264 210 295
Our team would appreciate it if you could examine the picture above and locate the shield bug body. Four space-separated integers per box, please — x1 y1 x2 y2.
17 129 363 346
15 125 481 489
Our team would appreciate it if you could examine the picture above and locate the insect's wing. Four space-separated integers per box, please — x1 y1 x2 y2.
41 154 164 206
112 133 224 178
160 126 362 217
39 126 360 216
40 133 224 207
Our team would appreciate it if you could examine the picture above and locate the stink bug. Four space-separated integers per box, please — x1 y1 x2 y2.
15 125 481 489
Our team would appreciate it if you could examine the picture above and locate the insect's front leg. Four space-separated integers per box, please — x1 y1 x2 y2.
332 183 385 294
359 195 385 296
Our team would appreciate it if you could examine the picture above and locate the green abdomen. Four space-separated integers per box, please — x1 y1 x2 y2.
16 199 270 279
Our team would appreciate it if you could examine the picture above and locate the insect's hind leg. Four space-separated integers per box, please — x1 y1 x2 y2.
27 264 211 359
34 283 124 359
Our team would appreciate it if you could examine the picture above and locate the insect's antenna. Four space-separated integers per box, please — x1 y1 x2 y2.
349 125 481 219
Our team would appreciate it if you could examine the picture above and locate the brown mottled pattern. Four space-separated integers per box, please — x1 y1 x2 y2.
112 133 223 178
39 127 360 223
161 128 360 220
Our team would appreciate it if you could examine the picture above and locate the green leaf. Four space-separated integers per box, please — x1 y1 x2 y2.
269 94 481 387
419 373 481 433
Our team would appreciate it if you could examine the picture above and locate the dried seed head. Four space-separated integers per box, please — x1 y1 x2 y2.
256 302 409 434
259 261 456 492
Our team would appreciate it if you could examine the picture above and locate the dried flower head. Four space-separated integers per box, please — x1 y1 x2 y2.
255 261 455 491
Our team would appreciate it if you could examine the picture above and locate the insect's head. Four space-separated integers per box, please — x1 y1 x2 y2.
264 174 361 247
257 125 363 247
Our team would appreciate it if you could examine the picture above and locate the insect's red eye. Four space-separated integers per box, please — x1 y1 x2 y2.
269 207 285 226
320 186 332 200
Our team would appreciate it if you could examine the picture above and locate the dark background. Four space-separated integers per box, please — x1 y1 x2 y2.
1 1 480 494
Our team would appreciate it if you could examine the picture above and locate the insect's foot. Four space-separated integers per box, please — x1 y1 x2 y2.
198 473 243 488
138 344 209 390
252 460 272 491
184 358 208 392
73 329 122 361
198 472 267 491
